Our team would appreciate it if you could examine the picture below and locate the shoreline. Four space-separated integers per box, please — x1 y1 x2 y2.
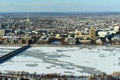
0 44 120 48
0 43 118 48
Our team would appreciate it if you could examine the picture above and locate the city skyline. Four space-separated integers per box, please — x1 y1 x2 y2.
0 0 120 12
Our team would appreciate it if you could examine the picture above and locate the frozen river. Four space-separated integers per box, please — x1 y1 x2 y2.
0 46 120 76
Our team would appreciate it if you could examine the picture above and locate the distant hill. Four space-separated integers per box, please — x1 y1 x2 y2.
0 12 120 16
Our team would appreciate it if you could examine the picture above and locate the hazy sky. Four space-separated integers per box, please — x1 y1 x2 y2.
0 0 120 12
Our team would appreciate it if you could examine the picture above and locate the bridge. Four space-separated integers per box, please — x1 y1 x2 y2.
0 45 31 63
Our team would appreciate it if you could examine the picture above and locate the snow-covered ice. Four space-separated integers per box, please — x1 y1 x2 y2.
0 46 120 76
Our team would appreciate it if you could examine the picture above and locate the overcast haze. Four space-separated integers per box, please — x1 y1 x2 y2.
0 0 120 12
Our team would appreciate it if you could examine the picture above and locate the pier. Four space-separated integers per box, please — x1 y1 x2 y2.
0 45 31 63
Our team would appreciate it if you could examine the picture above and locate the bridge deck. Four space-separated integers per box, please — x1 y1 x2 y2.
0 45 31 63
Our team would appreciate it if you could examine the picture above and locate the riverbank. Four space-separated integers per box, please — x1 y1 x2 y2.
1 44 120 48
0 71 115 80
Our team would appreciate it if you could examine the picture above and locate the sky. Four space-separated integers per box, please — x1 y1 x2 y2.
0 0 120 12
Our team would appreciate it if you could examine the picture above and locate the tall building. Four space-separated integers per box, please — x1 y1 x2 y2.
0 29 5 37
89 27 96 40
0 22 1 29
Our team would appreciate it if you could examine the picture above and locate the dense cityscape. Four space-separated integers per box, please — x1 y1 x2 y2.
0 13 120 46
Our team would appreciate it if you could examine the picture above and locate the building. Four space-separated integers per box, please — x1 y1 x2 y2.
89 27 96 40
0 29 5 37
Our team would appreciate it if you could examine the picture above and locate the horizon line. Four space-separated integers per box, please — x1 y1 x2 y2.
1 11 120 13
